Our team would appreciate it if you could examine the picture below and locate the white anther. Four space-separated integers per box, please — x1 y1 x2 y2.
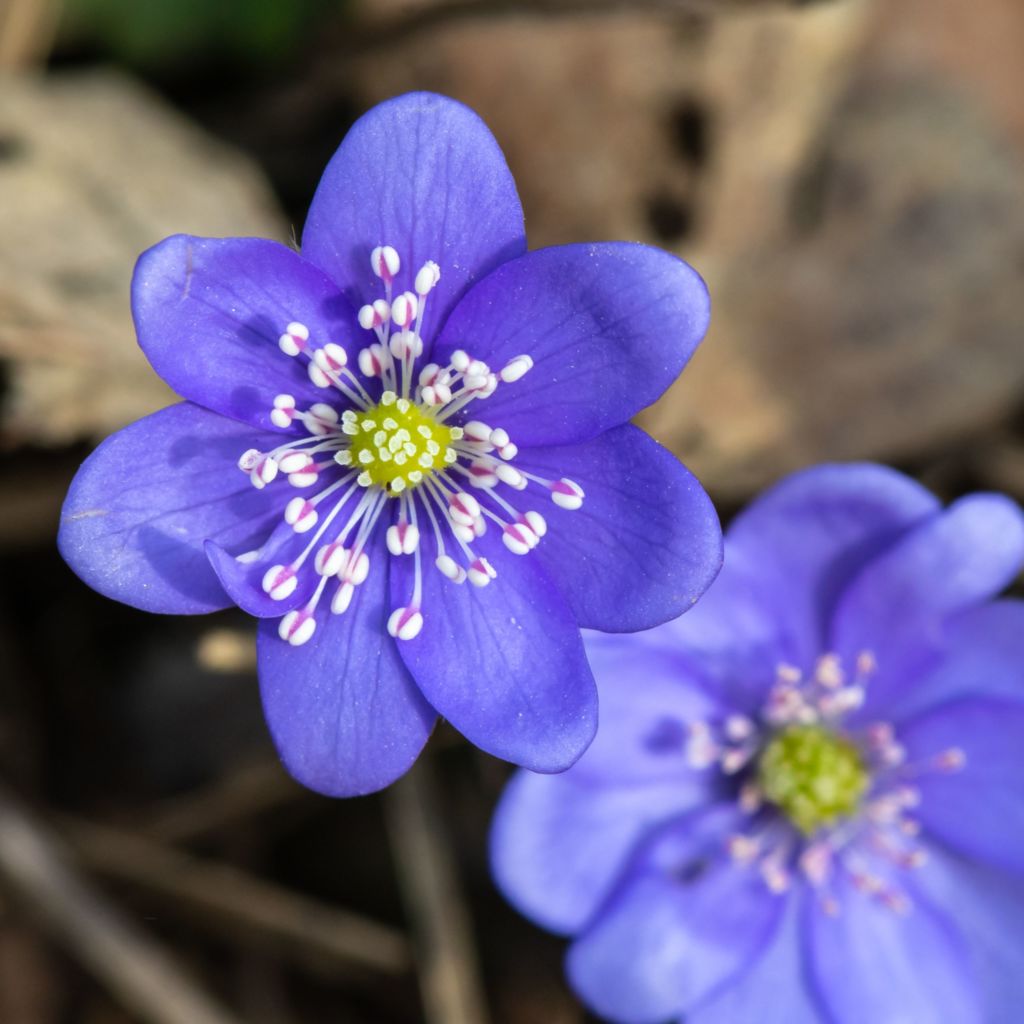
461 421 493 446
313 342 348 373
283 496 317 533
725 715 755 742
331 581 355 615
389 329 422 360
500 354 533 383
358 345 385 378
310 402 338 424
452 522 476 543
279 609 316 646
288 467 320 489
253 457 278 487
727 835 760 865
467 460 499 488
315 542 348 577
502 523 534 556
387 606 424 641
467 557 496 587
497 443 518 460
358 304 379 330
522 510 547 538
760 859 791 894
342 550 370 585
435 555 467 584
464 373 489 392
391 292 418 329
261 564 297 601
278 322 309 356
421 384 451 406
495 463 526 490
721 746 754 775
489 427 510 448
278 451 313 474
270 394 296 429
448 349 469 372
419 363 442 387
386 522 420 556
685 723 718 769
448 492 481 526
414 261 441 296
237 448 262 472
799 844 833 886
371 245 400 281
550 478 585 510
308 362 331 388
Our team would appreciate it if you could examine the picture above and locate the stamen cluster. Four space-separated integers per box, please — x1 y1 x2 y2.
233 245 585 647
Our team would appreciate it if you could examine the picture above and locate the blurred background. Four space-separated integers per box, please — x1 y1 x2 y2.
1 0 1022 1020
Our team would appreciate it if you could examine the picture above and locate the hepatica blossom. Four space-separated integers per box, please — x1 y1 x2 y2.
492 464 1024 1023
58 93 721 796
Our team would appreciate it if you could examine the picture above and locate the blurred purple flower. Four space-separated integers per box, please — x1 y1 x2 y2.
58 92 721 796
492 463 1024 1023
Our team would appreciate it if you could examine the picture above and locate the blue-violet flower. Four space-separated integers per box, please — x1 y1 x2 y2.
492 463 1024 1023
58 92 721 796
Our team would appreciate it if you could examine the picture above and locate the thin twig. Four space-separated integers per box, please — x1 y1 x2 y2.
63 817 411 978
0 782 242 1024
385 758 490 1024
139 759 305 845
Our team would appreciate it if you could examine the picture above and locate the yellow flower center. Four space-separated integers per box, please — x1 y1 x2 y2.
758 724 868 836
346 391 458 496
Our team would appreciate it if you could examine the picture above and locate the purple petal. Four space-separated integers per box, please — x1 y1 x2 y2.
301 92 525 338
832 493 1024 716
567 806 782 1024
490 771 706 936
691 890 823 1024
391 530 597 773
914 845 1024 1024
206 520 317 618
806 870 980 1024
515 425 722 632
639 544 794 715
899 697 1024 876
434 243 710 445
884 600 1024 722
133 235 358 429
576 631 724 785
59 402 279 614
257 528 436 797
727 463 939 672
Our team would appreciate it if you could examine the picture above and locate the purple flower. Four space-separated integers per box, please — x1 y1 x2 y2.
492 464 1024 1023
57 92 721 796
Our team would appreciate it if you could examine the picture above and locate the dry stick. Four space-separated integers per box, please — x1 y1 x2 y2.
0 783 241 1024
140 759 305 845
64 818 411 978
385 759 491 1024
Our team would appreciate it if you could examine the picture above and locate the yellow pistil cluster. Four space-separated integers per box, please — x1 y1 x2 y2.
758 724 868 836
339 391 460 495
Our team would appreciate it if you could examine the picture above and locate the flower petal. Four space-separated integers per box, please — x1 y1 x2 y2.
726 463 939 671
899 697 1024 876
257 528 436 797
301 92 525 338
832 493 1024 715
435 243 710 445
59 402 279 614
576 631 723 785
133 235 359 429
391 530 596 773
884 599 1024 722
691 890 823 1024
490 771 705 936
515 424 722 632
914 846 1024 1024
566 806 782 1024
806 870 981 1024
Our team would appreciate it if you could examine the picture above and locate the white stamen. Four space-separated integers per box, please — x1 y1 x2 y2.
371 245 400 281
279 609 316 646
262 565 297 601
550 478 584 510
